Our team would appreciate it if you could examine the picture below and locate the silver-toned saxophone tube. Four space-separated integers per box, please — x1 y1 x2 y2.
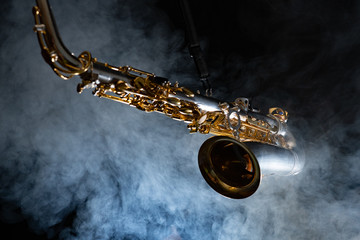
33 0 304 199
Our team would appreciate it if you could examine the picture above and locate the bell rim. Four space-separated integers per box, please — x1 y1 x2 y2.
198 136 261 199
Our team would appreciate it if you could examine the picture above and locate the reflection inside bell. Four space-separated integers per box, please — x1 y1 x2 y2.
210 142 255 187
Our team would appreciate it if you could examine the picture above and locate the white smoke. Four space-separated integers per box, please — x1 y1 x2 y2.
0 0 359 239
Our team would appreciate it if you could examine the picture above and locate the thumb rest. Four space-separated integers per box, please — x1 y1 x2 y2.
33 0 304 199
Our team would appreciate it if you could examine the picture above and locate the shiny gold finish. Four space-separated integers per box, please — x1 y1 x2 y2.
87 63 201 122
32 0 300 199
33 6 92 79
269 107 288 123
198 136 261 199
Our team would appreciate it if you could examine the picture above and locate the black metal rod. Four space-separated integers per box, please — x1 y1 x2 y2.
179 0 212 95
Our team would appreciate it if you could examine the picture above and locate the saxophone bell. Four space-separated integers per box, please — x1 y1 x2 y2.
198 136 304 198
198 136 261 199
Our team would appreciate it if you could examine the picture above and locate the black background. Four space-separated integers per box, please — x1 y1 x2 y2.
0 0 359 239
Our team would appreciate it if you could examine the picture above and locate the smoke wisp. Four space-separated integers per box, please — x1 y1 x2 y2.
0 0 359 239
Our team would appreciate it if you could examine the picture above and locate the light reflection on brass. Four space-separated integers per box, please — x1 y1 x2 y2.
32 0 300 199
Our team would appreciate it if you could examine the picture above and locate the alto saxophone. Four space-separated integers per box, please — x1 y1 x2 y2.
32 0 303 199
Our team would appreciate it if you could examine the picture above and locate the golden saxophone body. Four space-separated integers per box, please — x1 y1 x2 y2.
33 0 304 199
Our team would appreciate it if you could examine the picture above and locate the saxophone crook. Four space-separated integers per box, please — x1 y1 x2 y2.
32 0 304 199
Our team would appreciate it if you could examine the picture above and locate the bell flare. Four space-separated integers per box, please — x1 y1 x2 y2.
198 136 261 199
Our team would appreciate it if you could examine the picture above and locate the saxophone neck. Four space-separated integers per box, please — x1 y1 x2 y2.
33 0 84 75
